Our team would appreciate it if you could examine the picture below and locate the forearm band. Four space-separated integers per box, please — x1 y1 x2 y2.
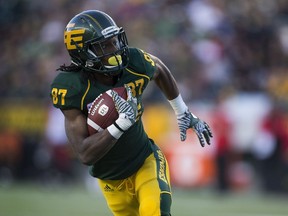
168 94 188 115
113 122 125 132
107 124 123 139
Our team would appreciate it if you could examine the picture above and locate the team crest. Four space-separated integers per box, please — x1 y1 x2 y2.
64 28 85 50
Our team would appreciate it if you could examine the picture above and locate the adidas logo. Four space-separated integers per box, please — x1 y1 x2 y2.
104 184 114 192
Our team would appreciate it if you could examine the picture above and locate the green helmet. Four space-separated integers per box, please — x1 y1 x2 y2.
64 10 129 75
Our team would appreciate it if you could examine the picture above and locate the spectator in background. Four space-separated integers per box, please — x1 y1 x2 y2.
44 105 76 182
255 104 288 194
211 88 233 192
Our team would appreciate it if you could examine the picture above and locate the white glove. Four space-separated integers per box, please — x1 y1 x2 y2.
169 94 213 147
177 109 213 147
107 85 138 139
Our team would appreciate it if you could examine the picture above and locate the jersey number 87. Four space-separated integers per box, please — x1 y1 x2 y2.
51 88 67 105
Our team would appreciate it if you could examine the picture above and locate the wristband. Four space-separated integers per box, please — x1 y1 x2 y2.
113 122 125 132
107 124 123 139
168 94 188 116
107 113 132 139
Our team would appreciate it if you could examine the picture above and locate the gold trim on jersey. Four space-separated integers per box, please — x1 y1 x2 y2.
126 68 151 81
81 79 91 110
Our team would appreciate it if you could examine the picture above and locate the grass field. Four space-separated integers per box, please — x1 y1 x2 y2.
1 182 288 216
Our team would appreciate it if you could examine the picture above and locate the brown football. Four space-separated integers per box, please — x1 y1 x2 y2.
87 87 127 135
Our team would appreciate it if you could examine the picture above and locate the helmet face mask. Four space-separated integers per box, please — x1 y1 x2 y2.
86 29 129 73
64 10 129 76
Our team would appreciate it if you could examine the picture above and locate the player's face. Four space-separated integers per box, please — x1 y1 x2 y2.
90 36 123 69
91 37 120 57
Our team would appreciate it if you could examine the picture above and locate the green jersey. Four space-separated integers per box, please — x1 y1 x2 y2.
50 48 157 180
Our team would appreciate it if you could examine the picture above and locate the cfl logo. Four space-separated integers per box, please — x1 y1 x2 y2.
64 28 85 50
98 105 109 116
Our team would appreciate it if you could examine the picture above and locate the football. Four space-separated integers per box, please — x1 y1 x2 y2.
87 87 127 135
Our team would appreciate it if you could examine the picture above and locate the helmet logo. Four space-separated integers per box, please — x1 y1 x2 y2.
85 60 94 67
101 26 120 38
64 29 85 50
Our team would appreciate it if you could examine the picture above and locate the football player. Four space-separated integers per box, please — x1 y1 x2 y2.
50 10 212 216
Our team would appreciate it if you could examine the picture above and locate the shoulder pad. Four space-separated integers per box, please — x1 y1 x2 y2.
50 71 88 110
127 48 157 79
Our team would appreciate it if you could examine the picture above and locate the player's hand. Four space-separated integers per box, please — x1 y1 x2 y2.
111 85 138 131
177 110 213 147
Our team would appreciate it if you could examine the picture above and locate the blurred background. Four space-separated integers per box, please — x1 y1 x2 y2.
1 0 288 214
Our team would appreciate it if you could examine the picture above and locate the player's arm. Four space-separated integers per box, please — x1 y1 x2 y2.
151 55 213 147
107 85 138 139
61 108 117 165
151 55 179 100
61 85 137 165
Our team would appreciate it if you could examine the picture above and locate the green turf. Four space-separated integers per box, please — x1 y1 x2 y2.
1 183 288 216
